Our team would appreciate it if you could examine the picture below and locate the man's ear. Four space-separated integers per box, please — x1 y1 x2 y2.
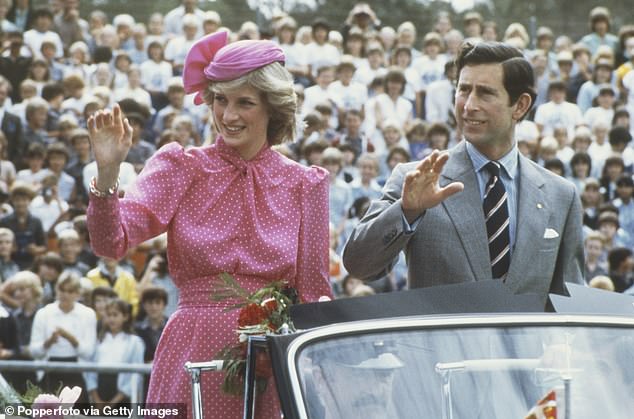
512 92 533 121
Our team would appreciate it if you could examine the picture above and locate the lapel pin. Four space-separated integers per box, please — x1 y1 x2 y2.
537 203 543 209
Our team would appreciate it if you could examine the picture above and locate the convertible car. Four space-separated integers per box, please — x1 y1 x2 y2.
188 281 634 419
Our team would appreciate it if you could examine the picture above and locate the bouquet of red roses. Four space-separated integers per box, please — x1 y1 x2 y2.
211 273 298 396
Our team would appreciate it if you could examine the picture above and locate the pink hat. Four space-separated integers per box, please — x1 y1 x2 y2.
183 31 285 105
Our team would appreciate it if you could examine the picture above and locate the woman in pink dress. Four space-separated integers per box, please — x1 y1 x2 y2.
85 31 332 418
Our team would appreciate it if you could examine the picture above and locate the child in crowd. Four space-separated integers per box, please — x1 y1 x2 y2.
29 272 95 402
87 256 139 317
321 147 353 236
338 144 359 183
138 248 178 317
23 97 53 146
85 298 144 409
2 271 42 393
426 122 451 151
377 146 411 186
377 119 408 177
140 41 172 110
57 229 90 277
0 228 19 283
406 118 429 160
351 153 382 201
0 133 17 194
61 75 87 118
581 178 603 230
600 156 626 202
72 215 98 269
584 231 608 282
33 252 64 304
0 182 46 270
124 112 156 173
91 286 118 335
567 152 592 194
27 174 68 234
16 143 50 191
135 287 168 363
607 247 634 292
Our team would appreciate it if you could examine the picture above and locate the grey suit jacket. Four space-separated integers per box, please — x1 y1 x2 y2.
343 141 585 306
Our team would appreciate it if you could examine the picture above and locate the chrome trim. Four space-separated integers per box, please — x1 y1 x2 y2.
284 313 634 419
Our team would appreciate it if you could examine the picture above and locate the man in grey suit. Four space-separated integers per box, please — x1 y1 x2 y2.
343 42 584 306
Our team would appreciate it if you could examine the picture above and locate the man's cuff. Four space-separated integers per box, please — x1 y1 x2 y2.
401 211 423 234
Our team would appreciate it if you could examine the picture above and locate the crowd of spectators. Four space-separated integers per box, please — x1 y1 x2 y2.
1 0 634 403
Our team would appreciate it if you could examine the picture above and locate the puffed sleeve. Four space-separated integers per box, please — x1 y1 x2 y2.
87 143 200 259
295 166 333 302
117 335 146 398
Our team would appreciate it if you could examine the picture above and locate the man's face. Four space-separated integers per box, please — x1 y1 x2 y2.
0 236 13 257
455 63 521 158
35 16 52 32
584 239 603 260
143 299 166 320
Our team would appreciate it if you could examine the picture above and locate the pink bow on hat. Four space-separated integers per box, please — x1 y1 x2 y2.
183 31 286 105
182 31 228 105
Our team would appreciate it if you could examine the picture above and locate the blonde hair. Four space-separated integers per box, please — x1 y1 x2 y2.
204 62 297 145
56 271 82 293
588 275 615 291
7 271 43 300
0 227 14 241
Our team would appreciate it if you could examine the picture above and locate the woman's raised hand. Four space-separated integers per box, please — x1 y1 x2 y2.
87 104 133 190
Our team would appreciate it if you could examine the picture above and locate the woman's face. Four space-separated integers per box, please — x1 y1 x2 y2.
573 161 590 178
211 84 270 160
31 64 47 80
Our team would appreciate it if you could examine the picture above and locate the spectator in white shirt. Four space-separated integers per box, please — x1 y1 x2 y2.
140 41 172 110
425 60 457 125
534 79 584 139
354 42 386 87
412 32 447 93
306 18 341 78
29 272 96 400
584 84 616 128
163 0 204 39
328 56 368 121
164 13 199 76
23 8 64 59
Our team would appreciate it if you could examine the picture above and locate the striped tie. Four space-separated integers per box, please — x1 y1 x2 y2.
483 161 510 279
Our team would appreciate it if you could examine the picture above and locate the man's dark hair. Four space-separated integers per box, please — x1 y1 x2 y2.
140 286 168 305
455 41 536 117
41 83 65 102
92 46 113 64
33 8 54 21
609 126 633 146
570 152 592 174
608 247 632 271
544 158 565 175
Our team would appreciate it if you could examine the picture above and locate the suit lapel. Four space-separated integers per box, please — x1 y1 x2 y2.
440 141 492 280
505 156 548 293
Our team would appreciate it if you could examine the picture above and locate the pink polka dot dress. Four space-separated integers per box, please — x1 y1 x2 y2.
87 138 332 418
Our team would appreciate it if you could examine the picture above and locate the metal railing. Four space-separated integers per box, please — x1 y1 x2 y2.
0 360 153 404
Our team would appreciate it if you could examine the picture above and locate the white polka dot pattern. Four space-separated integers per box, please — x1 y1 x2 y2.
87 138 333 418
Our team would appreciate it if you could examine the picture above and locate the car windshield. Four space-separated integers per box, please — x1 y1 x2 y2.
293 321 634 419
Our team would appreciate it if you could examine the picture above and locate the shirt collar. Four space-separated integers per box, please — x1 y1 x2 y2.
465 141 519 180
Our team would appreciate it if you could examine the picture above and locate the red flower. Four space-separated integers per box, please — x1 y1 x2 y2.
238 303 268 327
261 298 278 314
